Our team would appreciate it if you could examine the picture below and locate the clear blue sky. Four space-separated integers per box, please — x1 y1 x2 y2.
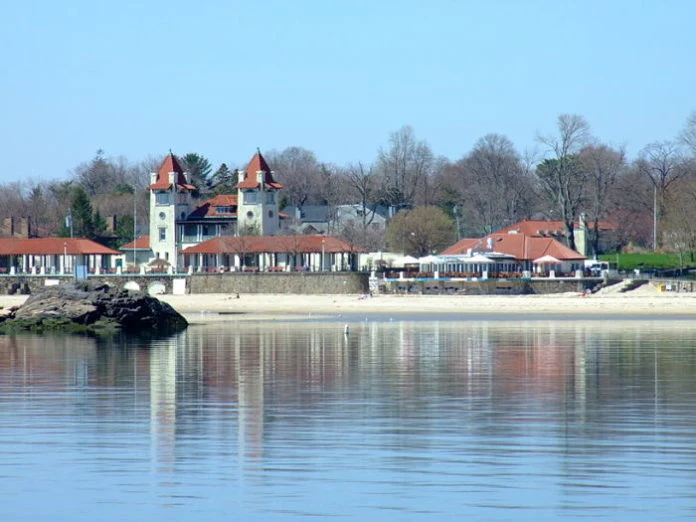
2 0 695 183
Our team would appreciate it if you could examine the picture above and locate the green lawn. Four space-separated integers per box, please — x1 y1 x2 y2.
599 252 695 271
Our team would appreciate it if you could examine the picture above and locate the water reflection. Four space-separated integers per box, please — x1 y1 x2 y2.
1 319 696 519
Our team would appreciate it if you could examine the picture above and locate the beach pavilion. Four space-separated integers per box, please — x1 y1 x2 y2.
0 238 122 275
439 232 586 278
181 235 364 272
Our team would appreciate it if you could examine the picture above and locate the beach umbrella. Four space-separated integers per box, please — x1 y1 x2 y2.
418 254 440 264
533 255 561 264
400 255 419 264
462 254 494 264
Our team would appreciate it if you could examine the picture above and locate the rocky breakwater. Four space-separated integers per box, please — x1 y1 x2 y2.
0 281 188 335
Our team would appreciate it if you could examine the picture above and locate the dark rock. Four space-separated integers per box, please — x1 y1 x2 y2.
0 281 188 335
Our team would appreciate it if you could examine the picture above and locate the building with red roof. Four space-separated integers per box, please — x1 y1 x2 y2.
0 238 121 275
182 234 362 272
438 222 588 277
131 150 358 272
493 217 618 256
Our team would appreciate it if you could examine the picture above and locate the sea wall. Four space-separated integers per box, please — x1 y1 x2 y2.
189 272 369 294
0 273 370 295
0 274 671 296
380 278 611 295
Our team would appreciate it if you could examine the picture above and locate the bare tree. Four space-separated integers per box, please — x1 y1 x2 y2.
318 163 345 234
680 110 696 155
461 134 535 234
266 146 323 207
578 144 625 255
334 166 386 251
344 162 380 220
637 140 688 249
72 150 132 197
536 114 592 252
376 126 434 209
662 176 696 265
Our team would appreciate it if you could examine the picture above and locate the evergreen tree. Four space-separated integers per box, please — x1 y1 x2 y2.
115 215 135 245
212 163 236 195
70 187 95 238
181 152 213 198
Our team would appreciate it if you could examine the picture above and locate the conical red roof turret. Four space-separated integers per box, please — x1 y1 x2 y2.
237 149 283 190
148 152 196 191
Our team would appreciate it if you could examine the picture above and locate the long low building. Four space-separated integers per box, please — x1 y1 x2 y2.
0 238 122 275
182 234 362 272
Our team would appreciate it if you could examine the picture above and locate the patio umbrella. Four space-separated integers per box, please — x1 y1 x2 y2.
400 255 419 264
533 255 561 264
465 254 495 264
418 254 440 264
148 258 171 267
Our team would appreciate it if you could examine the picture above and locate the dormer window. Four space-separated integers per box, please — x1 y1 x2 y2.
216 206 233 214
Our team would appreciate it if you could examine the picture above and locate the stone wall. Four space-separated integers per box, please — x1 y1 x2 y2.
189 272 369 294
382 278 605 295
0 273 370 295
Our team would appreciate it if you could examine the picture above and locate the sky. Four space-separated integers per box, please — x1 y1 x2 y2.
2 0 695 183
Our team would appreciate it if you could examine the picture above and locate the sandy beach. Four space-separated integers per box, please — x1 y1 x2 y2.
2 283 692 320
0 282 693 321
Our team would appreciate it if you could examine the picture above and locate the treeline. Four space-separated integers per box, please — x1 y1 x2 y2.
3 112 696 257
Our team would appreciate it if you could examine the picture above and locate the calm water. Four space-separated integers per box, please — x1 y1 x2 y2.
2 316 696 521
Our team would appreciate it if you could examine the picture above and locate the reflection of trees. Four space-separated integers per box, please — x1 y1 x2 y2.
5 322 696 479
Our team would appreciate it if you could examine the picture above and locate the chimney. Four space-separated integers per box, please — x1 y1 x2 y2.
19 217 30 238
150 172 157 185
0 217 10 237
105 216 117 233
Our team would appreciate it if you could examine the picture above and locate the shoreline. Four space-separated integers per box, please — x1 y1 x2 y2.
1 286 694 322
163 287 696 320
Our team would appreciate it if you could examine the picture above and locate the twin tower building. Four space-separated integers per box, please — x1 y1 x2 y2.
146 150 283 267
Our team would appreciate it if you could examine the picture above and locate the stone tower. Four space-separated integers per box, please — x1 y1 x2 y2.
236 150 283 236
147 153 196 268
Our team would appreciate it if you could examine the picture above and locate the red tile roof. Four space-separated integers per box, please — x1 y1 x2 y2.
496 218 617 237
182 235 363 255
441 233 585 262
147 153 196 191
0 238 121 256
188 194 238 219
236 150 284 190
120 235 150 250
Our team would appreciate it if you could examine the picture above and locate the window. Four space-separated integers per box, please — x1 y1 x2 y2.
216 205 233 214
183 224 197 238
159 227 166 241
265 192 275 204
156 192 170 205
244 191 257 204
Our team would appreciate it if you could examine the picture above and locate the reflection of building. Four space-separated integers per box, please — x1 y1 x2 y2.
150 334 179 470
